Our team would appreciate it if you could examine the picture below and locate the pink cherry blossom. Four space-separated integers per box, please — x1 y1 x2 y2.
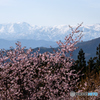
0 23 85 100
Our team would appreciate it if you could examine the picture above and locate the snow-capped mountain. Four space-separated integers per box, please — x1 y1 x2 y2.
0 22 100 42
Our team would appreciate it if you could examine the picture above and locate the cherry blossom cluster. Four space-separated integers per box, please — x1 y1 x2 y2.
0 23 83 100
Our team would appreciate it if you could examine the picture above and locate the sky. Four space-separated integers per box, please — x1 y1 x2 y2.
0 0 100 27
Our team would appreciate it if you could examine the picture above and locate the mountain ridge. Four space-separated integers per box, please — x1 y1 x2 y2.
0 22 100 42
1 36 100 63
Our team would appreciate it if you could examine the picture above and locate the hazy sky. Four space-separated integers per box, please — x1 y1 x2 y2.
0 0 100 26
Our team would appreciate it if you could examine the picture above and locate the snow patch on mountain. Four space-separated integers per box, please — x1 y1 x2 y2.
0 22 100 42
0 26 4 32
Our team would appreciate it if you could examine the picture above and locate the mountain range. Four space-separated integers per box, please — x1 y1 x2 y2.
2 37 100 64
0 22 100 42
0 39 59 50
31 37 100 63
0 22 100 63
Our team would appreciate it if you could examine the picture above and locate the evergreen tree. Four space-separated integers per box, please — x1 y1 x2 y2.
87 57 95 73
95 44 100 74
74 48 86 80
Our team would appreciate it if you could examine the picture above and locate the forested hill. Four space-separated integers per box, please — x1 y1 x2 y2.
2 37 100 63
29 37 100 62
